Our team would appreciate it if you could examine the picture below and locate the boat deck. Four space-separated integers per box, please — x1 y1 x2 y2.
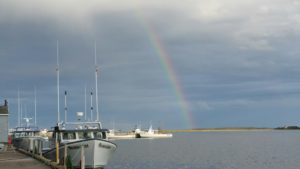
0 145 52 169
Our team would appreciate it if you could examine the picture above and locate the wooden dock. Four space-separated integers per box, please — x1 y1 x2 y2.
0 145 52 169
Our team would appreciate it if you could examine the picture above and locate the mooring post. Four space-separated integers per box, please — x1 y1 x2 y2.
81 145 85 169
56 142 59 164
54 126 60 164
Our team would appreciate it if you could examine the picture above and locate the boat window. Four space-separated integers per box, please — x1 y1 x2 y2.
58 133 62 141
102 132 106 139
52 132 56 139
83 132 93 139
63 132 76 140
94 132 102 139
14 133 20 138
69 133 76 139
63 133 67 140
78 132 84 139
34 132 39 136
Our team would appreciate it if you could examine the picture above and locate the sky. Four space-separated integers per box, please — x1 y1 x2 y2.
1 0 300 130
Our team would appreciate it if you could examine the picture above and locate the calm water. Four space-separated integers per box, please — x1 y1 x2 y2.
106 131 300 169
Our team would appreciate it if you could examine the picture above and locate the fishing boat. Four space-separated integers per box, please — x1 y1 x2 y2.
43 42 117 168
12 118 49 153
136 125 173 138
43 120 117 168
12 89 49 153
107 122 135 140
107 129 135 140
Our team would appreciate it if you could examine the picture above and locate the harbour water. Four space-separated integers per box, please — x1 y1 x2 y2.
106 131 300 169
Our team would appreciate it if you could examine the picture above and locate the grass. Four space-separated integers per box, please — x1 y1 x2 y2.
160 128 274 133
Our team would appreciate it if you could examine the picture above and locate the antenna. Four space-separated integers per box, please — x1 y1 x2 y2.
55 42 61 165
34 86 37 126
95 41 100 122
64 91 67 123
84 85 87 121
56 40 60 123
20 98 23 126
24 102 27 120
17 89 20 126
90 91 93 121
113 120 115 131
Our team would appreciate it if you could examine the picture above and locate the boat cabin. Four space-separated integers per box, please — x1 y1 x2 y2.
12 127 40 139
51 122 108 143
52 129 108 142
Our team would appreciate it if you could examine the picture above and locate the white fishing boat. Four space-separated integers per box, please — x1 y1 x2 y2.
43 42 117 168
107 129 135 140
107 122 135 140
43 121 117 168
136 125 173 138
12 89 49 153
12 119 49 153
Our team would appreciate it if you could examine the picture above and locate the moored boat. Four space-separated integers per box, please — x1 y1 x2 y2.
43 121 117 168
136 125 173 139
44 43 117 168
107 129 135 140
11 120 49 153
12 89 49 153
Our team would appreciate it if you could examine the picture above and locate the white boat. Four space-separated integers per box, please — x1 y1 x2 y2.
43 121 117 168
12 119 49 153
136 125 173 138
107 129 135 140
12 90 49 154
44 43 117 168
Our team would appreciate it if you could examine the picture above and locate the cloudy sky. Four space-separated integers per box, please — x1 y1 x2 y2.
1 0 300 129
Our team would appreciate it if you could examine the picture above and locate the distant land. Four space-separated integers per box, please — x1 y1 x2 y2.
161 126 300 133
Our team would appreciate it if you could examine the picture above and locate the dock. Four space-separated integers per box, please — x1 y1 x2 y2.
0 145 52 169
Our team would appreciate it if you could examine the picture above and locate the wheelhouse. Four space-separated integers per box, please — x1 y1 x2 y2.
51 122 108 143
12 126 40 139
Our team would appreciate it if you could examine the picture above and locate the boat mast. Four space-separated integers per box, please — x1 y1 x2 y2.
56 40 60 123
84 85 87 121
95 42 99 122
17 89 20 126
55 41 61 164
64 91 67 123
24 103 27 123
20 97 23 126
90 91 93 121
34 86 37 126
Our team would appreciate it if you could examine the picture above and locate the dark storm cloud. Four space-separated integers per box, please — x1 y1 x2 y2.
1 0 300 129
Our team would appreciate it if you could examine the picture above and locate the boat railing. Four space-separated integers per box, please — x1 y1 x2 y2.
57 121 102 130
14 126 39 132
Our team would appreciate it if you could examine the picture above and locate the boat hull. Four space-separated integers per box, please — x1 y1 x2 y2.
107 134 135 140
13 136 48 153
139 133 173 138
43 139 116 169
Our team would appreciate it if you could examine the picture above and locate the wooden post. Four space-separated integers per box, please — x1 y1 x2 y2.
56 141 59 164
55 130 60 164
81 145 85 169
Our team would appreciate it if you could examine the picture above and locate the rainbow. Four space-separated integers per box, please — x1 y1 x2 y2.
136 11 195 129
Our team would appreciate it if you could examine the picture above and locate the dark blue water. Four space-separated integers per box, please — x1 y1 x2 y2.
106 131 300 169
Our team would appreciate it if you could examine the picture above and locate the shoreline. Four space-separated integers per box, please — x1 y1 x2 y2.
161 128 300 133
